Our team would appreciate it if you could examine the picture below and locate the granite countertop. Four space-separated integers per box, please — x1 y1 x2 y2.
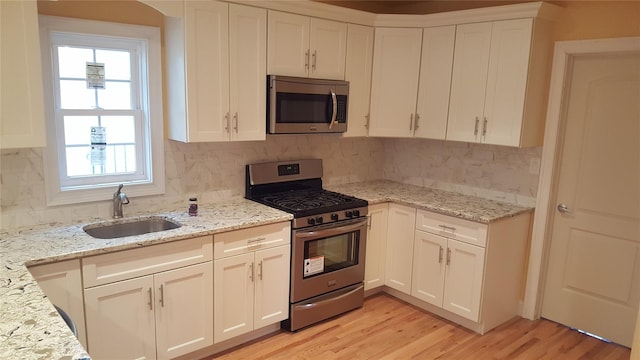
326 180 533 223
0 181 532 360
0 198 292 360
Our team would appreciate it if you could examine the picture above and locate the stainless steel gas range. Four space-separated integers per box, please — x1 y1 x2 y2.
245 159 368 331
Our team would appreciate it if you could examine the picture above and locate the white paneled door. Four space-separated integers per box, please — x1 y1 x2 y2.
541 50 640 347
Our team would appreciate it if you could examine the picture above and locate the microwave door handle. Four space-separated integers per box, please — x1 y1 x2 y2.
296 219 366 239
329 90 337 129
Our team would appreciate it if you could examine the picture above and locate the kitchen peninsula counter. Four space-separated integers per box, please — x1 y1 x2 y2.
326 180 533 223
0 198 292 360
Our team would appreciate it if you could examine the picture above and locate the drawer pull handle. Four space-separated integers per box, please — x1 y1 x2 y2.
247 237 266 246
438 225 456 232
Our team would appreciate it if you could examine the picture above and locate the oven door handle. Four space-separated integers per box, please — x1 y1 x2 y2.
296 219 367 239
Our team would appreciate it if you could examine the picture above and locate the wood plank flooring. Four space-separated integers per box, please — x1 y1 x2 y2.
207 293 631 360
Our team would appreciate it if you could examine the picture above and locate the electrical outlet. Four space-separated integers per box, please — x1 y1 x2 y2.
529 158 541 175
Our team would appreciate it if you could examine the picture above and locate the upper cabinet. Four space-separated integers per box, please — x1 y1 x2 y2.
267 11 347 80
0 0 46 149
166 1 266 142
369 26 455 139
447 18 552 147
344 24 374 137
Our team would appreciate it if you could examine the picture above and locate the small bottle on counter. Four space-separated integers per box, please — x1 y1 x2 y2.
188 197 198 216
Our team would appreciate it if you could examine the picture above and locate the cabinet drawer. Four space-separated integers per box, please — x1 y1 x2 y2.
214 222 291 259
416 210 487 247
83 235 213 288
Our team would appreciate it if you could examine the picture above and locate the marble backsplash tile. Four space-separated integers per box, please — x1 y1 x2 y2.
1 135 540 231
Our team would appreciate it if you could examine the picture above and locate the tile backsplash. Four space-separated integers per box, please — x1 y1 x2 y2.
0 135 540 231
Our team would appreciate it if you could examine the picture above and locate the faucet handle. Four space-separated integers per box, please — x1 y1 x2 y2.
121 193 130 205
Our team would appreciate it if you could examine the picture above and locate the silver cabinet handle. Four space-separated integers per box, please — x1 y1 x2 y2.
364 114 370 129
438 224 456 232
249 263 254 282
312 50 317 70
410 113 414 131
329 89 337 129
367 214 372 229
224 112 230 132
474 116 479 135
438 246 443 264
557 204 570 213
446 248 452 266
258 261 263 280
414 114 420 130
159 284 164 307
233 112 238 133
147 288 153 311
482 117 488 136
247 237 266 247
305 50 310 70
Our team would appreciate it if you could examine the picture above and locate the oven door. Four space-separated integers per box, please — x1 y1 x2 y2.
291 217 367 303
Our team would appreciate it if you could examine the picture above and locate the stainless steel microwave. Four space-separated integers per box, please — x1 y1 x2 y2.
267 75 349 134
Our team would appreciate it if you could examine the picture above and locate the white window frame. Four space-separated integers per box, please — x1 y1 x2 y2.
39 15 164 206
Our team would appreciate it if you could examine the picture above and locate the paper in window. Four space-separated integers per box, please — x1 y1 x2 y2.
86 62 106 89
90 126 107 166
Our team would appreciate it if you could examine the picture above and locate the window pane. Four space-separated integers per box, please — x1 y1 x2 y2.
101 116 136 143
60 80 96 109
58 47 94 78
65 146 92 177
97 82 131 109
96 49 131 80
107 144 136 173
64 116 99 146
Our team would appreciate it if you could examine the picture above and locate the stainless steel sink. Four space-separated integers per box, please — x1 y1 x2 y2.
83 217 181 239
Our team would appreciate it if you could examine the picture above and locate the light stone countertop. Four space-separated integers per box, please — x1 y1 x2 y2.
0 181 532 360
326 180 533 223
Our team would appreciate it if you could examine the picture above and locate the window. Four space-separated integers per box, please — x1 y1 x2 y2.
39 16 164 205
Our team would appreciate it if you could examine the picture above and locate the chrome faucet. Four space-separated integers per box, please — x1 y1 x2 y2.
113 184 130 218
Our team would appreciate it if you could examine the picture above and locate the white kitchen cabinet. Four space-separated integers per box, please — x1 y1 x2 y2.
267 11 347 80
384 203 417 294
447 18 551 147
369 27 423 138
29 260 87 348
166 2 266 142
82 236 214 360
213 222 291 343
364 203 388 290
343 24 374 137
369 26 455 140
411 209 530 332
414 25 456 140
0 0 46 149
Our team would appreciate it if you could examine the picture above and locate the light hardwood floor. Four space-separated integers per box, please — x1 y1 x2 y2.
208 293 631 359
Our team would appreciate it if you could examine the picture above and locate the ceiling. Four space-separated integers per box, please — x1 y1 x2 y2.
312 0 548 14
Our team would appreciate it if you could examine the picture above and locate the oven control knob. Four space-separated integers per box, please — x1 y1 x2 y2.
331 213 339 221
345 211 353 218
315 216 324 224
308 218 316 225
353 210 360 217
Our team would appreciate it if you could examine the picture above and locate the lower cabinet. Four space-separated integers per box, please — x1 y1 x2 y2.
364 203 388 290
82 235 214 360
384 203 417 294
213 222 291 343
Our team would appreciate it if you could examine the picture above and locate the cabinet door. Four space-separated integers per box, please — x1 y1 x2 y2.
369 28 423 138
384 203 416 294
412 230 447 307
443 239 485 321
0 0 46 149
184 0 230 142
482 18 533 146
446 22 492 143
84 276 156 360
309 18 347 80
414 26 455 140
214 253 254 342
364 203 388 290
267 11 310 77
155 262 213 360
29 260 87 349
229 4 266 142
344 24 374 137
254 245 290 329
